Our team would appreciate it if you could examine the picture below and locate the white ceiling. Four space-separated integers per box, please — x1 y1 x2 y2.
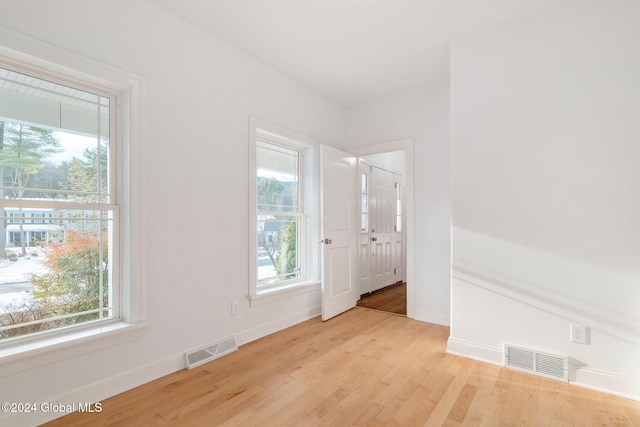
152 0 565 107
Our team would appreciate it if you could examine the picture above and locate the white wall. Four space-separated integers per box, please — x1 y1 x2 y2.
346 81 452 325
0 1 345 424
450 0 640 399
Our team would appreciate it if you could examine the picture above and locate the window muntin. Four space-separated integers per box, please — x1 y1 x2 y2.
255 139 304 288
0 63 118 339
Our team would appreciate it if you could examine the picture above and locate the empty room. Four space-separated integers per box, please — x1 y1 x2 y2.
0 0 638 425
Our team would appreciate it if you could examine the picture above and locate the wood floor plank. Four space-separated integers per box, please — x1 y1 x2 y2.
620 397 640 427
42 308 640 426
565 383 593 427
357 282 406 315
423 357 477 427
516 371 541 426
447 383 478 423
460 362 500 426
499 370 526 425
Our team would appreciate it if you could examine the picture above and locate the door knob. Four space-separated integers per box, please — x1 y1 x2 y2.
322 238 332 245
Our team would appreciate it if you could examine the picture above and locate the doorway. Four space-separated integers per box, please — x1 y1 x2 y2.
350 140 413 317
357 164 405 284
319 139 414 320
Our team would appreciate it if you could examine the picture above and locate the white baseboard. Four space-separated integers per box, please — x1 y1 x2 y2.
446 337 640 401
0 306 322 426
573 368 640 401
235 305 321 346
413 309 450 326
0 351 185 427
446 337 503 365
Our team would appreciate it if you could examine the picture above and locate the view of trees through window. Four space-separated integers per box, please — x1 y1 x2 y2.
256 140 303 287
0 64 115 339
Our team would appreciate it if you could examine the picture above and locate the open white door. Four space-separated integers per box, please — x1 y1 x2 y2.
321 144 357 321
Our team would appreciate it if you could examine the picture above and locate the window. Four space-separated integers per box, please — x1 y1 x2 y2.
361 173 369 232
256 142 303 286
32 213 45 223
0 40 142 352
249 119 318 301
0 63 116 340
396 182 403 232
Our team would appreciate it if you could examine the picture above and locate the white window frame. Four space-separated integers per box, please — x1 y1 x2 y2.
249 118 319 305
0 29 145 376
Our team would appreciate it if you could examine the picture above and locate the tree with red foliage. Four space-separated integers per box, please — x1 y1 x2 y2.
32 230 109 322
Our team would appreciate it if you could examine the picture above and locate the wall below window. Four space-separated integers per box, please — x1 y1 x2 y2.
450 0 640 399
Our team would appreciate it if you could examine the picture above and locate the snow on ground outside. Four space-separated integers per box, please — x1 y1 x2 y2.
0 247 47 311
0 247 48 283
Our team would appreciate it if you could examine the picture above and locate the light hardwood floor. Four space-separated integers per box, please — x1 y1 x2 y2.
45 308 640 426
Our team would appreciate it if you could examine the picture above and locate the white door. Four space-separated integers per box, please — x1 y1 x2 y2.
321 144 358 321
370 167 397 292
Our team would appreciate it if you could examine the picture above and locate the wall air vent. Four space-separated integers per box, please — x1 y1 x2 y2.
504 344 568 382
185 336 238 370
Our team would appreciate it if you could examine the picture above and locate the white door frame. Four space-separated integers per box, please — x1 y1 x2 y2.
349 139 415 319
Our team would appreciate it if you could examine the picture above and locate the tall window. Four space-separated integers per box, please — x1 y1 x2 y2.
361 173 369 232
250 119 317 299
396 182 403 232
0 61 118 339
255 138 304 288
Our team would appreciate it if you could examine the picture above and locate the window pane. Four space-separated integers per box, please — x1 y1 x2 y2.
396 183 402 232
256 215 301 286
361 174 368 232
0 209 113 338
0 66 111 204
256 142 299 212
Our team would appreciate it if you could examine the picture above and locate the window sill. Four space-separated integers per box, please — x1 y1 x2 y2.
250 280 320 306
0 321 147 376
